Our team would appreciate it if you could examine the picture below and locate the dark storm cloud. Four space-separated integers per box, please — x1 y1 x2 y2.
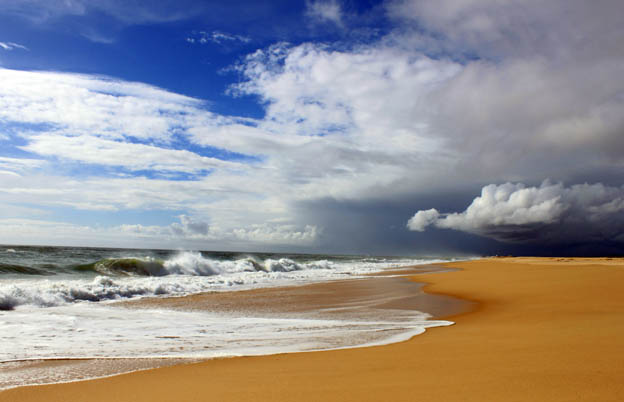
391 1 624 188
379 0 624 255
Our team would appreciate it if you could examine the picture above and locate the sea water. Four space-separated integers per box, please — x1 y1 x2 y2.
0 245 459 388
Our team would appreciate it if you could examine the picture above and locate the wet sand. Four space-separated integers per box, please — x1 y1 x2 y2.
3 257 624 401
120 264 468 318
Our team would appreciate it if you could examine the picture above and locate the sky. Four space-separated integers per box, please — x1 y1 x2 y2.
0 0 623 256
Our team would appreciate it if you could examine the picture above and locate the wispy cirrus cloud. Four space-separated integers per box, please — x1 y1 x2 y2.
0 156 44 178
0 41 28 51
19 134 243 175
0 0 201 24
0 0 208 44
0 156 44 172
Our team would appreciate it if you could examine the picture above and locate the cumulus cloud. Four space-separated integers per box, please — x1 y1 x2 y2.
408 182 624 244
233 41 459 154
406 208 439 232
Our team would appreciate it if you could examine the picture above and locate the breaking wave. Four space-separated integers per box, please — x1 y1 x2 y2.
0 249 454 311
0 252 340 310
71 252 332 277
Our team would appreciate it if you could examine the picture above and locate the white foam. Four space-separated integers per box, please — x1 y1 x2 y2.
0 254 457 310
0 303 452 362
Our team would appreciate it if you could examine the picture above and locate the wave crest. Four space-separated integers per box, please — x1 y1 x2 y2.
75 258 167 276
71 253 336 277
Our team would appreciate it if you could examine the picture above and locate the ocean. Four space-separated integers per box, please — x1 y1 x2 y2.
0 245 458 389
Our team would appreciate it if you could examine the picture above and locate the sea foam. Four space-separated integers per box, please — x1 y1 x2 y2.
0 251 448 310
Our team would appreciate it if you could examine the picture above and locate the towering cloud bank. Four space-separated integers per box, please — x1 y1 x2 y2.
408 182 624 244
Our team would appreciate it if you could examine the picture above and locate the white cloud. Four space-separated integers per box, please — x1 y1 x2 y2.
235 42 460 144
119 223 163 236
406 208 439 232
0 156 45 176
0 41 28 51
20 133 242 174
187 123 311 156
408 182 624 244
0 203 48 219
305 0 343 26
187 30 251 45
0 68 203 142
170 215 209 237
0 175 202 212
437 182 567 231
116 217 319 246
231 223 319 244
2 54 460 226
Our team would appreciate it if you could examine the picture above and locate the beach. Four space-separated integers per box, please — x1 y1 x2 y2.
3 257 624 401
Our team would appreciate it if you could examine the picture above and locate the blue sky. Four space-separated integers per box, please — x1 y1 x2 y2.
1 0 623 255
0 1 387 111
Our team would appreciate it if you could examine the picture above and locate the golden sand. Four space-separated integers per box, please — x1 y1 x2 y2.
3 257 624 402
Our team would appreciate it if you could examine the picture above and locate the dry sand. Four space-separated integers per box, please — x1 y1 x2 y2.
3 257 624 401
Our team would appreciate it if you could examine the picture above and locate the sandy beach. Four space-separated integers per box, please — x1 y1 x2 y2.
3 257 624 402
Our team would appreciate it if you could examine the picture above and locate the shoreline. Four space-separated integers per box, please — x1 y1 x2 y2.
3 257 624 401
0 264 466 391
